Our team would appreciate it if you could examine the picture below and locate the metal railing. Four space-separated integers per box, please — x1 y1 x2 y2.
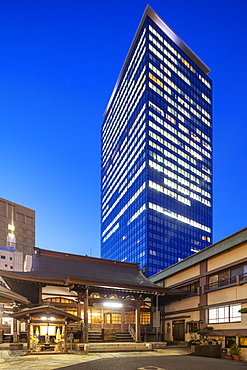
240 272 247 282
204 276 236 291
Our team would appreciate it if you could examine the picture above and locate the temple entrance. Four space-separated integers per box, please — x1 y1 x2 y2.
172 320 185 341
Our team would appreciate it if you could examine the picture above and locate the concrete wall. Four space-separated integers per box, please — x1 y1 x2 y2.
165 265 200 287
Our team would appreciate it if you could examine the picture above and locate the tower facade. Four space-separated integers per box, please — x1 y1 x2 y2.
101 6 212 276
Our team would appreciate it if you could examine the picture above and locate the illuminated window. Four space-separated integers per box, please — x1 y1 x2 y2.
208 304 241 324
89 311 101 323
181 57 195 72
166 114 176 124
40 325 56 336
141 312 151 325
149 72 163 88
125 311 135 324
178 123 189 134
112 313 121 324
43 297 75 304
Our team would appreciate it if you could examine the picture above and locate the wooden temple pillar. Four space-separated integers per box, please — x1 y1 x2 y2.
77 292 83 318
64 319 68 352
83 287 89 343
135 298 141 342
121 308 125 332
27 317 31 352
13 318 18 343
101 309 104 330
0 305 2 344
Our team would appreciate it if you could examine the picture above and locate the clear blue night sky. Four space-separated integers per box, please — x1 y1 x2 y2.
1 0 247 257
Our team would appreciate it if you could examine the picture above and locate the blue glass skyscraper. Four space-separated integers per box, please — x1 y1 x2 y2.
101 6 212 277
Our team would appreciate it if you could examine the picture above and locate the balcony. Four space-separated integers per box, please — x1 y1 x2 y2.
240 272 247 283
204 273 247 292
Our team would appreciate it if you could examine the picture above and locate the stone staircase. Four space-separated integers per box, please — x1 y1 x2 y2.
77 342 153 352
88 330 134 343
116 331 134 342
88 331 103 342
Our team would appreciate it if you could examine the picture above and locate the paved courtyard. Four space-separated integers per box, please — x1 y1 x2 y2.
0 348 246 370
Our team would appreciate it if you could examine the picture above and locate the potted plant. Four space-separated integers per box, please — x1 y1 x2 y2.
230 341 241 361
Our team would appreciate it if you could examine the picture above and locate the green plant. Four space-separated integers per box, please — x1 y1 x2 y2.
239 308 247 314
230 340 240 356
193 326 214 338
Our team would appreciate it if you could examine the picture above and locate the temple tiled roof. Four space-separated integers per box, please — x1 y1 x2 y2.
0 248 163 292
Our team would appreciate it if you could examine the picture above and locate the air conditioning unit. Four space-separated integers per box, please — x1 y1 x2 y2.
221 348 231 355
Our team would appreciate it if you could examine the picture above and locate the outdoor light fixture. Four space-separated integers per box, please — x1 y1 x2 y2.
103 302 123 308
41 316 47 321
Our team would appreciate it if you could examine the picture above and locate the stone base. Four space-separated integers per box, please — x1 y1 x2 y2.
9 343 23 350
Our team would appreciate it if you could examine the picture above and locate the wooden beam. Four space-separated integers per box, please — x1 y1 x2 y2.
83 288 89 343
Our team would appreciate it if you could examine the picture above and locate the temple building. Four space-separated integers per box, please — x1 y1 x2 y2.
0 247 184 352
0 228 246 358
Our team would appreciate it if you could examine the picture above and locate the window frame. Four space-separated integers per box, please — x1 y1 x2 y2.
208 304 241 324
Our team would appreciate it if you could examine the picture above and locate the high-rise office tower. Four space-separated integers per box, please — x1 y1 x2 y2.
101 6 212 277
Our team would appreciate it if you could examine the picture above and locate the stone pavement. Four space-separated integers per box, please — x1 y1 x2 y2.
0 347 246 370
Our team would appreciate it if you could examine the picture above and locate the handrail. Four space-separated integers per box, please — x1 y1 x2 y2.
240 272 247 282
204 276 236 291
128 323 136 341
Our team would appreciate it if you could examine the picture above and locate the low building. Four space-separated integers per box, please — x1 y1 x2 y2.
150 227 247 360
0 197 35 271
0 247 185 351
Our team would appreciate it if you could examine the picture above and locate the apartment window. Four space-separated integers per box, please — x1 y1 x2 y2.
178 281 199 294
231 264 247 279
208 304 241 324
208 270 232 289
1 256 5 259
208 265 247 290
209 270 229 284
230 304 242 322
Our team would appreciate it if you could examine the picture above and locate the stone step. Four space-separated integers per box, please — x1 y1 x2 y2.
77 342 153 352
115 331 134 342
3 335 13 343
88 331 103 343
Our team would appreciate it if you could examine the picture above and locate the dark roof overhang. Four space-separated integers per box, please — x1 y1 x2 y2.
10 305 81 323
0 284 30 305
